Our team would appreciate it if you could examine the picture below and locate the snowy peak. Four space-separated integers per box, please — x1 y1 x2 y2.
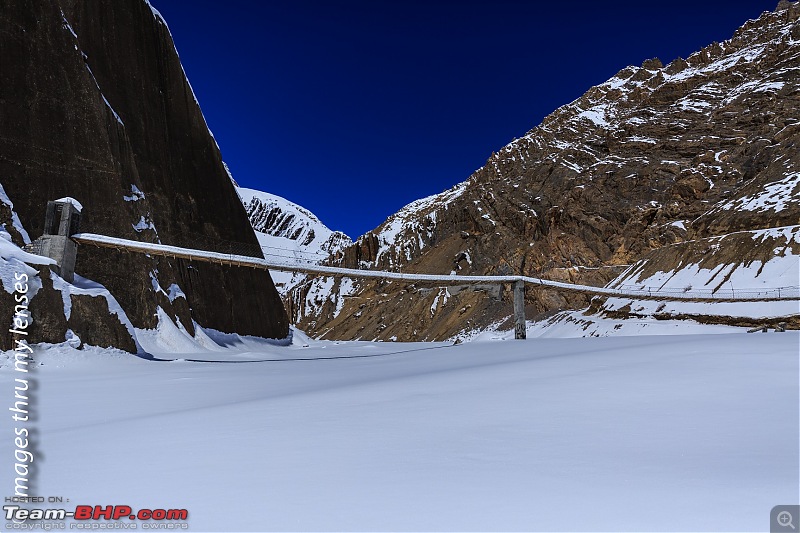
237 187 352 261
236 186 354 314
354 182 468 270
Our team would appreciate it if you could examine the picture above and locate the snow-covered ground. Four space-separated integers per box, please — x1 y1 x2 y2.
460 311 747 342
1 327 797 532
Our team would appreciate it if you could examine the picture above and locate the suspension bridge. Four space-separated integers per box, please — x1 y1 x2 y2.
26 199 800 340
70 231 799 339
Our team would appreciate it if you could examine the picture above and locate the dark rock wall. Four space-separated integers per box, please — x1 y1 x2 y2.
0 0 288 348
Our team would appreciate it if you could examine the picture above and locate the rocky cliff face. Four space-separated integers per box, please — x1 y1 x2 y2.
289 2 800 341
0 0 288 351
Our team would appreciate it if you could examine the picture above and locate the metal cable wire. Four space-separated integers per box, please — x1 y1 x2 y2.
78 220 264 258
71 228 800 301
612 284 800 300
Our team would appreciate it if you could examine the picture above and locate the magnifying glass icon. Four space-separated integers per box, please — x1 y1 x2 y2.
778 511 796 530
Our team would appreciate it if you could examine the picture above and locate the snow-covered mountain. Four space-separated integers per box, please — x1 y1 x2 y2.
235 186 359 325
352 2 800 272
289 2 800 341
237 187 351 265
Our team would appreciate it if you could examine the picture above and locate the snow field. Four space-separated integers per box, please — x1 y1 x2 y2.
1 331 797 531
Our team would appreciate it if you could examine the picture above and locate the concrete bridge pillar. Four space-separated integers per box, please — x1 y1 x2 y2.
513 280 526 340
28 198 82 282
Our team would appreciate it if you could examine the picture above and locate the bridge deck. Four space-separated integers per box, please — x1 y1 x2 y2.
71 233 800 303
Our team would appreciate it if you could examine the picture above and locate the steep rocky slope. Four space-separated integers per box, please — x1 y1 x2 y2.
0 0 288 351
237 186 352 315
290 2 800 341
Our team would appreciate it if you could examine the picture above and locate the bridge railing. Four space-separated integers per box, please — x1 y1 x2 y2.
70 232 800 303
79 222 265 258
611 284 800 300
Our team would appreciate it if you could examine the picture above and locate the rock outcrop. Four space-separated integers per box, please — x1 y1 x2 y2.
289 2 800 341
0 0 289 351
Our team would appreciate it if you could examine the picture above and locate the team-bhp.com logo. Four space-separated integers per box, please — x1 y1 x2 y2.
4 504 188 523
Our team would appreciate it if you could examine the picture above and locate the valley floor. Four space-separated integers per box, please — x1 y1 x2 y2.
1 329 798 532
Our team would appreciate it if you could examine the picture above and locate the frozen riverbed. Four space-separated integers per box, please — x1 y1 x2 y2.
1 331 798 531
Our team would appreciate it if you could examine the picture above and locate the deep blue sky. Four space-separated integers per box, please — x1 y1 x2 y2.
152 0 777 238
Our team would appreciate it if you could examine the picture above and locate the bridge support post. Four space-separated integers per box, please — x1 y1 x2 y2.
25 199 82 282
513 280 526 340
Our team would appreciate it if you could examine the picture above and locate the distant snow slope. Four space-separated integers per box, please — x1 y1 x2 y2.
238 187 351 258
3 331 797 531
596 225 800 322
362 182 468 269
236 186 351 294
612 227 800 294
